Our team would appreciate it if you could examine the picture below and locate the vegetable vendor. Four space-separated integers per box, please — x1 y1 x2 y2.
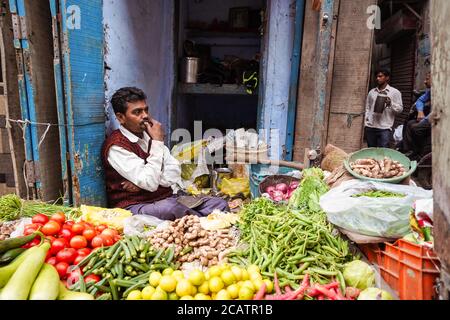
102 87 229 220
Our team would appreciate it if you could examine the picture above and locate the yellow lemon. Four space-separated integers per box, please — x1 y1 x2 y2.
216 289 231 300
204 270 211 281
188 270 206 286
238 286 255 300
247 264 260 274
209 266 222 278
221 270 236 286
168 292 179 300
191 285 197 296
231 266 243 281
141 286 156 300
241 269 250 281
172 270 185 280
252 279 265 292
211 293 217 300
159 275 177 293
162 268 174 276
194 293 211 300
176 279 193 298
198 281 210 295
242 280 255 291
219 263 230 273
180 295 194 300
126 290 142 300
151 287 168 300
249 271 263 281
263 279 274 293
149 272 162 287
226 284 240 299
209 277 225 293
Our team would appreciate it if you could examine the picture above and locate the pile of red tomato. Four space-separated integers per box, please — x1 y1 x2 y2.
23 212 121 281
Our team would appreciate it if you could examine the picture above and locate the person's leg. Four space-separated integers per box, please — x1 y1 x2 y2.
365 127 378 147
194 197 230 217
413 121 432 156
378 129 391 148
127 197 198 221
402 120 418 153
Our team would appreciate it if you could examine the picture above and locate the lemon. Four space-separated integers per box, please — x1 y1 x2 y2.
191 285 197 296
241 269 250 281
252 279 265 292
209 277 225 293
176 279 193 297
219 263 230 273
149 272 162 287
151 287 168 300
141 286 156 300
209 266 222 278
194 293 211 300
127 290 142 300
198 281 210 295
216 289 232 300
263 279 274 293
159 275 177 293
172 270 185 280
241 280 255 291
249 271 263 281
247 264 260 274
238 286 255 300
227 284 240 299
211 293 217 300
231 266 243 281
204 270 211 281
180 295 194 300
168 292 179 300
221 270 236 286
162 268 174 276
189 270 206 286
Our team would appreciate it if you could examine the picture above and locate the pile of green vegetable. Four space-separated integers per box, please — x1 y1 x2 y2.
351 190 406 198
71 235 178 300
0 194 81 222
227 169 356 290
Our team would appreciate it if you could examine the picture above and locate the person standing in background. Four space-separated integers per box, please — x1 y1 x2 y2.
364 69 404 148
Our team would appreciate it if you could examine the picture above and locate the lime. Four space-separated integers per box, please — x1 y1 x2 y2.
221 270 236 286
189 270 206 286
172 270 185 280
176 279 193 297
127 290 142 300
216 289 231 300
149 272 162 287
227 284 240 299
159 275 177 293
168 292 179 300
151 287 168 300
238 286 255 300
194 293 211 300
209 266 222 278
141 286 156 300
209 277 225 293
231 266 243 281
198 281 210 295
162 268 174 276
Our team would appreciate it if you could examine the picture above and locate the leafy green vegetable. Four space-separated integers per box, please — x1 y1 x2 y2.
351 190 405 198
288 168 329 211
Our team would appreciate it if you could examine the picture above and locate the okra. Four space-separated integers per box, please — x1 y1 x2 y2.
108 278 119 300
120 241 132 261
125 237 137 258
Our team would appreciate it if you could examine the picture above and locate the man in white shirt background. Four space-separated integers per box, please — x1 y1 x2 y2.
364 69 404 148
101 87 229 220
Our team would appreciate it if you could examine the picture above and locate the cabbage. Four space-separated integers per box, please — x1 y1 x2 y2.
343 260 375 290
358 288 394 300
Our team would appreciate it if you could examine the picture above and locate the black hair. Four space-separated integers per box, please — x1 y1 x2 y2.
375 69 391 78
111 87 147 114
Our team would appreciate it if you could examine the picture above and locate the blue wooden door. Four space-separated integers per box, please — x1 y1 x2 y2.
50 0 106 206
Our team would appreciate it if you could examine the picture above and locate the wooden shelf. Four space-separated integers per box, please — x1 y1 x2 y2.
178 83 257 96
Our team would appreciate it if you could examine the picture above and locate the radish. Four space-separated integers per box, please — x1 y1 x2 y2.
289 181 299 189
266 186 276 194
272 190 284 202
275 183 288 193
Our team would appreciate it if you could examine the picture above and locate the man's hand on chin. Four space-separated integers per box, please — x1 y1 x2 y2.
121 181 141 193
144 120 165 142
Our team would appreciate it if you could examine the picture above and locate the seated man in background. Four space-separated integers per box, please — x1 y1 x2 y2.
102 87 229 220
402 73 432 159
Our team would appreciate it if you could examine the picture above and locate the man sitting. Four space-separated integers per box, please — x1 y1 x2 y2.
102 87 229 220
402 73 432 159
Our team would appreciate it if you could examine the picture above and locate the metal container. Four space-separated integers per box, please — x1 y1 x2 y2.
374 92 388 113
210 168 233 193
180 57 200 83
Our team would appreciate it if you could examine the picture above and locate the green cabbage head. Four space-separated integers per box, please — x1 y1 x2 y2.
343 260 375 290
358 287 394 300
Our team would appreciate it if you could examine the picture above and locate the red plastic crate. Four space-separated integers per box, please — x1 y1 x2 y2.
379 239 440 300
358 243 383 265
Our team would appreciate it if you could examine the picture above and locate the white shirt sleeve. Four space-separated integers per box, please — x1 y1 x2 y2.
159 145 182 188
107 141 166 192
390 89 403 113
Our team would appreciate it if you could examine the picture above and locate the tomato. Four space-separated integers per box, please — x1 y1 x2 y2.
41 221 61 236
50 238 67 255
82 228 96 242
77 248 92 256
66 267 83 285
100 234 114 247
95 225 108 233
21 236 39 248
83 221 94 228
73 255 85 265
70 235 87 249
84 274 101 284
50 212 66 225
23 223 43 235
71 223 85 235
46 236 56 244
59 228 74 241
90 236 104 248
55 262 69 279
32 213 49 225
62 221 75 230
46 256 58 266
114 235 121 243
56 248 77 264
101 228 119 238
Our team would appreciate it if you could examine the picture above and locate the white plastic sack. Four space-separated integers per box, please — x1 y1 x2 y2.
9 218 32 238
123 215 170 238
319 179 433 238
393 125 404 143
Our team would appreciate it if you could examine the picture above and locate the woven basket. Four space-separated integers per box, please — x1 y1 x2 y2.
258 175 300 196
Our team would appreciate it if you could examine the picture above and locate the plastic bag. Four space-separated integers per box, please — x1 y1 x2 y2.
172 140 210 189
219 177 250 198
9 218 32 238
81 205 132 231
393 125 404 143
123 215 170 238
319 179 433 238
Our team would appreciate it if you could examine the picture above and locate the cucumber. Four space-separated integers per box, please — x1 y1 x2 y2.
0 246 37 288
57 282 94 300
0 233 39 254
0 248 26 265
29 263 60 300
0 242 50 300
